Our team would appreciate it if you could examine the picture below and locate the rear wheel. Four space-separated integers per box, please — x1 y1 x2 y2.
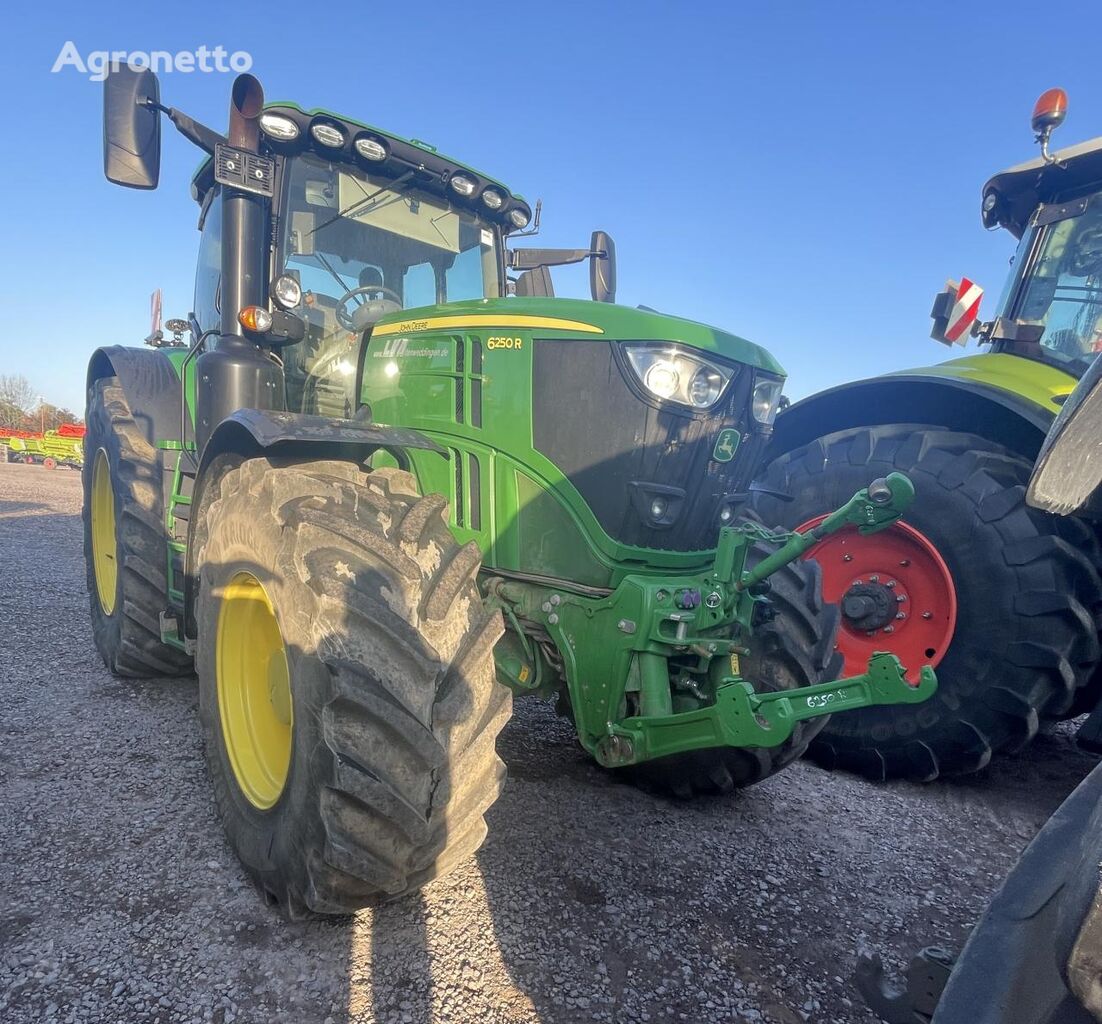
630 533 842 797
196 459 510 917
83 378 192 677
43 457 57 470
754 425 1102 780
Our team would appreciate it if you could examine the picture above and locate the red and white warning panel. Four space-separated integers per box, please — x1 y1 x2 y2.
944 278 983 344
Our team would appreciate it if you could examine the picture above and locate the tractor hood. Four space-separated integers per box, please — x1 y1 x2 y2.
370 297 786 377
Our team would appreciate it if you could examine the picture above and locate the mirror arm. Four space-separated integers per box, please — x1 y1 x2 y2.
508 248 594 271
141 99 226 156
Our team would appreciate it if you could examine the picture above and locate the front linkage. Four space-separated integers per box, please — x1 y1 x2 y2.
486 472 937 768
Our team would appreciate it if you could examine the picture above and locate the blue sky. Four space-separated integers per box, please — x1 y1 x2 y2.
3 1 1101 414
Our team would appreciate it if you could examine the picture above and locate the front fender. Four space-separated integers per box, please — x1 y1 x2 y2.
86 345 184 447
195 408 443 477
769 354 1075 463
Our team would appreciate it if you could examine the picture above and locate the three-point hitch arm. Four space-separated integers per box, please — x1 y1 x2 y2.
597 473 938 768
736 472 915 592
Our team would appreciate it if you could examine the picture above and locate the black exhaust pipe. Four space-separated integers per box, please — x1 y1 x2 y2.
195 73 285 452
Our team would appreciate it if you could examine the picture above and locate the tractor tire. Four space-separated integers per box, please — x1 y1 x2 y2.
195 459 510 917
753 425 1102 780
630 535 842 797
83 378 193 677
43 457 57 470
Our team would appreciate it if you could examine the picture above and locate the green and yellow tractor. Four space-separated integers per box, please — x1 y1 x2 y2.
754 88 1102 781
86 65 935 917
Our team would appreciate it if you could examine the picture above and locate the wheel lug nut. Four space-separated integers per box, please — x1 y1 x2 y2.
843 554 853 562
895 612 906 620
899 559 910 567
886 580 896 588
869 575 879 583
922 611 933 620
883 625 894 633
896 594 906 603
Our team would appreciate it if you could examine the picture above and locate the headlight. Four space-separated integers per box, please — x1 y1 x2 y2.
271 273 302 310
623 344 734 410
751 376 784 425
481 188 505 210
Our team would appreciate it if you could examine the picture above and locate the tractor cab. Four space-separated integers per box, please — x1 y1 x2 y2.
931 89 1102 380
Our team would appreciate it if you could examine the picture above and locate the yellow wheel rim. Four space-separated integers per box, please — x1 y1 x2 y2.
216 571 293 809
90 449 118 615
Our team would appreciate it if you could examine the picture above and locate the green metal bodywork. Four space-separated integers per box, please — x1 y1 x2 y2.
360 296 782 586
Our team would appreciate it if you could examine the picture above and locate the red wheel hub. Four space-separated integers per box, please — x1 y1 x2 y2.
796 517 957 684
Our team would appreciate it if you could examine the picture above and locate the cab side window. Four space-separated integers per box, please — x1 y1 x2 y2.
193 190 222 334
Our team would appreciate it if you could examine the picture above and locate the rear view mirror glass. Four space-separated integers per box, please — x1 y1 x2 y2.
103 64 161 190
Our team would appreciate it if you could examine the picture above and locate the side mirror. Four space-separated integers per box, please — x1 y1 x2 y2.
104 64 161 189
929 277 982 346
590 230 616 304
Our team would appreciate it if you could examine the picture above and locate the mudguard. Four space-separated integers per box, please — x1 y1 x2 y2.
86 345 183 448
769 355 1075 464
196 408 443 474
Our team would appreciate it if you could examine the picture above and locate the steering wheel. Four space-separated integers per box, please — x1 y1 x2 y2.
336 285 403 331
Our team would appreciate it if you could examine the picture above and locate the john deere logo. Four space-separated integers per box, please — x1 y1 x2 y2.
712 429 741 463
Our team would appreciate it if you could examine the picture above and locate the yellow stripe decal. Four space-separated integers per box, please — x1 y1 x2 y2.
373 314 604 337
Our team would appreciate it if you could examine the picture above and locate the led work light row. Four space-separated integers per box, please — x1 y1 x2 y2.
257 112 530 229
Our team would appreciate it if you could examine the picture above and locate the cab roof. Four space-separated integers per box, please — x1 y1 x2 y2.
191 102 532 232
983 136 1102 237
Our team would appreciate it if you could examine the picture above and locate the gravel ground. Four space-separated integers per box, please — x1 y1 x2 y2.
1 460 1097 1024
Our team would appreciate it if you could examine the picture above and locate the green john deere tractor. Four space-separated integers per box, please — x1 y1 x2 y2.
86 65 935 917
754 88 1102 781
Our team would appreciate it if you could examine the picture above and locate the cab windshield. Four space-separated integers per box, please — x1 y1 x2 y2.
278 153 502 416
1004 193 1102 371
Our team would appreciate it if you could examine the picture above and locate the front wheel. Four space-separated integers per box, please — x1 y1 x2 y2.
196 459 510 917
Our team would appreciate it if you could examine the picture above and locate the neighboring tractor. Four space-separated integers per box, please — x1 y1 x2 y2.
858 355 1102 1024
87 65 936 917
754 88 1102 780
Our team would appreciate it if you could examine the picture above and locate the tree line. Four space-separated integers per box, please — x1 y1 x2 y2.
0 374 81 432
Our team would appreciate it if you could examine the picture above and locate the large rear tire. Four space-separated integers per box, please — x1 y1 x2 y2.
630 534 842 797
196 459 510 917
754 425 1102 780
82 378 193 677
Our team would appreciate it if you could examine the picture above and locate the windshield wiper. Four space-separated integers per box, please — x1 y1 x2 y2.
312 251 354 299
308 169 416 238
